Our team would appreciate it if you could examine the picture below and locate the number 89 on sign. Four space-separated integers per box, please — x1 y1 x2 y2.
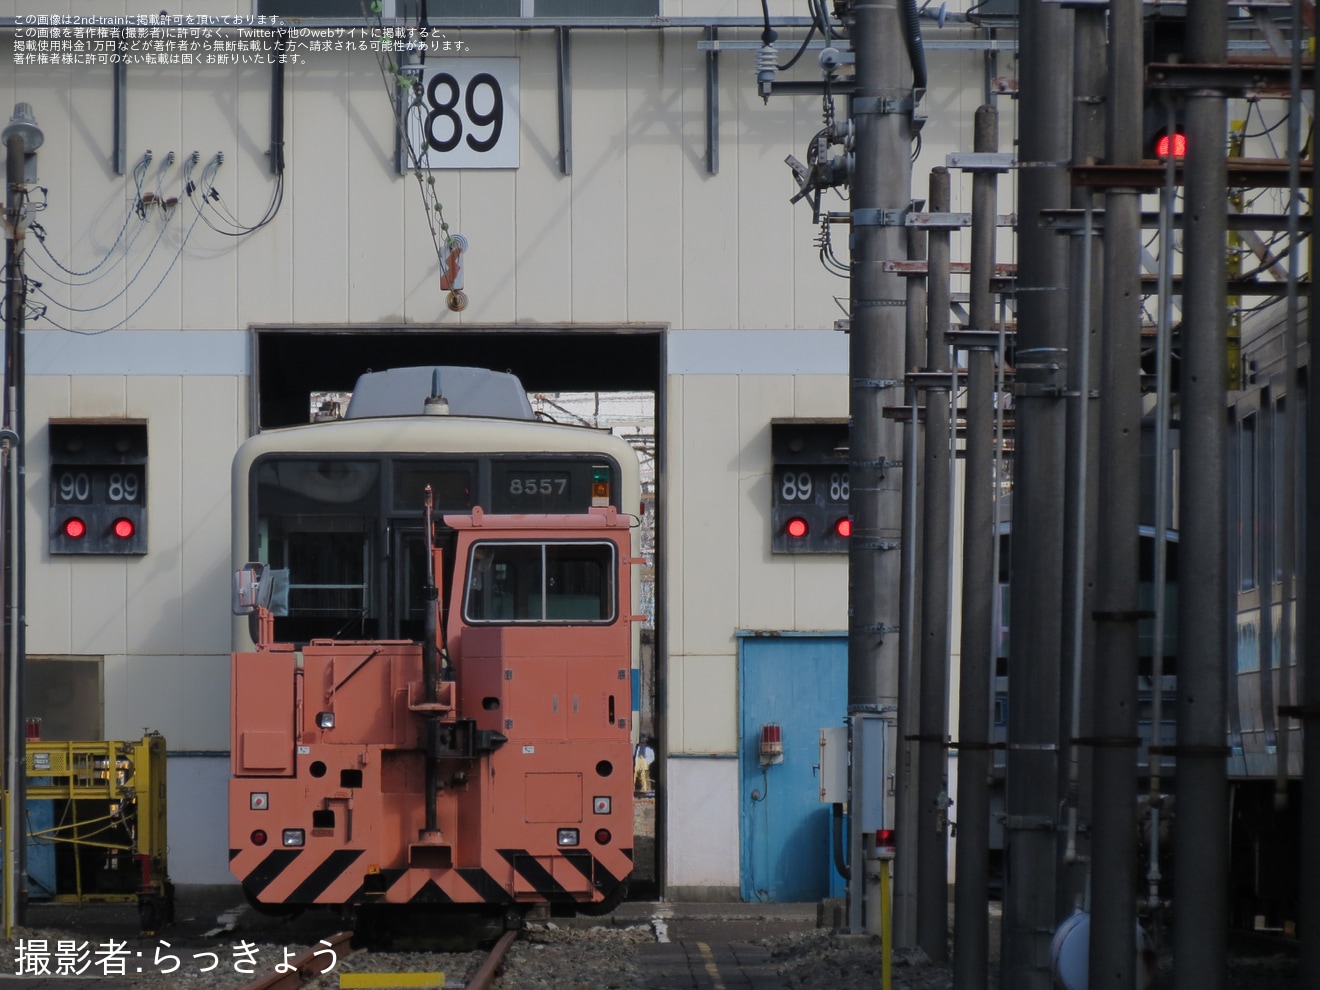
405 59 520 170
776 469 850 504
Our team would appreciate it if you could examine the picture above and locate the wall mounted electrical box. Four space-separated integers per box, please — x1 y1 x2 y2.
818 725 848 803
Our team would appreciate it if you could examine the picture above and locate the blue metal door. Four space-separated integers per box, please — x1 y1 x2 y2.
738 632 847 902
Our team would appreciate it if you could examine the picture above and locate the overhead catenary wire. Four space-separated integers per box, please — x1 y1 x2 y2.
28 209 156 287
27 161 162 291
808 0 839 40
816 216 851 278
26 144 280 330
28 153 152 281
191 152 285 237
31 162 210 335
29 215 171 313
757 0 817 72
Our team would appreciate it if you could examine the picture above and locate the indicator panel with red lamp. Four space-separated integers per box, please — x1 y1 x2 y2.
48 420 148 555
770 420 851 555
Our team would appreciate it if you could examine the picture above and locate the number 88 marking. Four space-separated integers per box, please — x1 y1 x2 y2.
829 472 850 501
780 471 813 502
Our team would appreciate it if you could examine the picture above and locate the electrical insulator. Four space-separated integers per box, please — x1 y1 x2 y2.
756 45 778 103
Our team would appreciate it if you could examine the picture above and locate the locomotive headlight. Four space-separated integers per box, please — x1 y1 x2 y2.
282 828 305 847
556 828 580 847
316 711 335 730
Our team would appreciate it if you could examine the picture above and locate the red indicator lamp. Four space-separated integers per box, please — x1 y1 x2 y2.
1155 131 1187 159
112 518 135 539
786 517 808 539
63 517 86 539
835 518 852 538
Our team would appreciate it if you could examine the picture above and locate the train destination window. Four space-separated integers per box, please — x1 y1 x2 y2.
465 541 614 624
256 459 381 516
393 462 474 512
490 460 614 513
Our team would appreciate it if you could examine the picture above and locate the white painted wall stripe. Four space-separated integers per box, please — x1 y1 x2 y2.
29 328 850 378
27 330 249 377
666 330 849 376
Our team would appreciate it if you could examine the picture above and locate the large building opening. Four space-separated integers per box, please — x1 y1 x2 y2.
251 325 664 897
253 327 662 429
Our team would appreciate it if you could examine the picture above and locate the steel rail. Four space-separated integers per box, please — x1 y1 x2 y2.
237 930 355 990
466 928 519 990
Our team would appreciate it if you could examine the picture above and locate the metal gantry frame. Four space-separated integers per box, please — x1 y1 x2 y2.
24 736 172 920
807 2 1308 985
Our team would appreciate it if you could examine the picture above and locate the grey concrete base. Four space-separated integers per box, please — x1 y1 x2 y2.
664 885 743 903
817 897 846 930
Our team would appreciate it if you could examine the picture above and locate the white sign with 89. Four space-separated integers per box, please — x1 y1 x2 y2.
405 58 520 170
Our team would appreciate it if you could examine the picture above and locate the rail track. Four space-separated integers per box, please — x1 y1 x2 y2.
236 928 519 990
235 930 354 990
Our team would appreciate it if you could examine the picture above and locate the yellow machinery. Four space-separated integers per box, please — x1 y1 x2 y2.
25 733 173 931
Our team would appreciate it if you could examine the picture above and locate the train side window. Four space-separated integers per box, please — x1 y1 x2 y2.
465 541 614 624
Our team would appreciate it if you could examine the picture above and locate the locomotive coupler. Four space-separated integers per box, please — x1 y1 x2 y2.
426 718 508 759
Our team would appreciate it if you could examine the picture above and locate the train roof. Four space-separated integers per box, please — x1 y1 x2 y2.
234 414 639 465
344 366 534 420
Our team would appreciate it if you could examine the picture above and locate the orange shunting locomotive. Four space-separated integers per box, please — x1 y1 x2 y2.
227 367 640 920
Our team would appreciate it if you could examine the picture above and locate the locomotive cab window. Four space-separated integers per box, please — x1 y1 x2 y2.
465 541 615 624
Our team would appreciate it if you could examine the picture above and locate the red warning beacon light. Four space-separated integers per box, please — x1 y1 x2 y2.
1154 130 1187 160
759 723 785 766
877 828 897 856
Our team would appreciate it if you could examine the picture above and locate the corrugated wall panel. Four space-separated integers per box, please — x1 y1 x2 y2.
625 28 685 329
125 376 184 655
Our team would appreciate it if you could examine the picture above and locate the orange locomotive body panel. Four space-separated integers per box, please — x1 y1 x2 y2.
229 510 636 911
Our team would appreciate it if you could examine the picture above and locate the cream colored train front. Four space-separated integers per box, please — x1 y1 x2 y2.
227 367 642 918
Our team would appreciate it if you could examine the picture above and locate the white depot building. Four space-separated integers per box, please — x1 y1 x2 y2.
2 0 1011 896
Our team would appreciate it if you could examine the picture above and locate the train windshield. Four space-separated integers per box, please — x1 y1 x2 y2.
255 459 382 641
465 541 615 624
250 452 622 643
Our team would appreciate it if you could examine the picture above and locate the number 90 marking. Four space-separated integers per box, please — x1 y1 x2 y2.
58 471 91 503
